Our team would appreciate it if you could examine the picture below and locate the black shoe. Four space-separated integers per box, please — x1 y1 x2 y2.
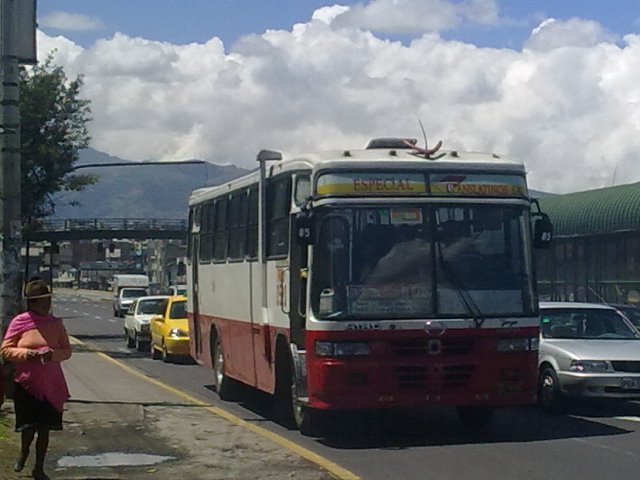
31 468 50 480
13 455 27 472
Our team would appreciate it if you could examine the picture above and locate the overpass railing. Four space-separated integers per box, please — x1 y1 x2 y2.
35 218 187 232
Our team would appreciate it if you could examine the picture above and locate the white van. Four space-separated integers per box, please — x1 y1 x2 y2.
112 274 150 317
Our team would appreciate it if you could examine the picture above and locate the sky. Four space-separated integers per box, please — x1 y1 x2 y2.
33 0 640 194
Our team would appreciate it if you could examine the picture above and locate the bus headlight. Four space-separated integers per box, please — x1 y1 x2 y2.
315 341 371 357
497 337 538 352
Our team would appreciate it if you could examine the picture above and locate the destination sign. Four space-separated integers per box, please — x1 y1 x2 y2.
317 173 426 196
430 174 527 198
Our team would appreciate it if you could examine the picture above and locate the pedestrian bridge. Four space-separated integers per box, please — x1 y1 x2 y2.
27 218 188 241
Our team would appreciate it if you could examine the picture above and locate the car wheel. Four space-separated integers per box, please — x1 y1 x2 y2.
539 366 563 412
161 343 171 363
150 341 161 360
126 329 135 348
135 334 146 352
457 406 495 430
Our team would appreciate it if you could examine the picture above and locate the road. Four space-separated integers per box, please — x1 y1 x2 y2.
55 290 640 480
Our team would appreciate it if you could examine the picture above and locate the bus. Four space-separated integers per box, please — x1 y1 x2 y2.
186 137 552 435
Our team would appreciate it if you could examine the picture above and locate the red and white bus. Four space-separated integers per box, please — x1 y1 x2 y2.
186 137 552 434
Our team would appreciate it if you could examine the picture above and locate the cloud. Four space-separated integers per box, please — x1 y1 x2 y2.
526 17 617 51
34 12 640 195
39 11 105 32
329 0 500 34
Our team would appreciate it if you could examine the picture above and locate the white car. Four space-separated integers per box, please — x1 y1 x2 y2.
124 295 169 351
538 301 640 410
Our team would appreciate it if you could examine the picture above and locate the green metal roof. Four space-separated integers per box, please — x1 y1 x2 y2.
538 182 640 237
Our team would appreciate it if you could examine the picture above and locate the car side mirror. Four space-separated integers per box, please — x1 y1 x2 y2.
151 315 163 323
533 213 553 249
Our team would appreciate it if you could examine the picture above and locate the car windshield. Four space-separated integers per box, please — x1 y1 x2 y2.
122 288 148 298
169 300 187 319
137 298 167 315
615 306 640 329
310 204 535 320
541 308 640 340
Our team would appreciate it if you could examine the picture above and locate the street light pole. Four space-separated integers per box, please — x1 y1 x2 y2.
0 0 36 331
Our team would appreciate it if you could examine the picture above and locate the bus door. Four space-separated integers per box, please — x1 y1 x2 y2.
190 206 202 357
289 221 307 348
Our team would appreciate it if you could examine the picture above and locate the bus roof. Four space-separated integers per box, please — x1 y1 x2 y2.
189 145 525 206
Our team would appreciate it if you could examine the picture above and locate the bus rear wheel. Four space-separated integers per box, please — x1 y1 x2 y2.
213 337 238 401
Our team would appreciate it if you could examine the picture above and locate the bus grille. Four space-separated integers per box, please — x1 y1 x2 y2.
441 365 474 390
392 338 474 356
611 361 640 373
395 366 428 389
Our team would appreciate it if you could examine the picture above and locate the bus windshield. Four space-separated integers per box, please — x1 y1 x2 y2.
310 204 534 320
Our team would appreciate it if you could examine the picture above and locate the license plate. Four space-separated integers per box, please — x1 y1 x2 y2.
621 377 640 390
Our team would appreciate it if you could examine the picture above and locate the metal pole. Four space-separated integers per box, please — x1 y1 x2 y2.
0 0 23 330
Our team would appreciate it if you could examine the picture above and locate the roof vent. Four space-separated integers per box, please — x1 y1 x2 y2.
365 138 417 149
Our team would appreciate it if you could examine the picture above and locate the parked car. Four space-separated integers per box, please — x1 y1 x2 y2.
610 303 640 331
538 301 640 410
150 295 190 362
124 295 169 351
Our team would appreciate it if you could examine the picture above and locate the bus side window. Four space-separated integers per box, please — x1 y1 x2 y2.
228 191 247 260
213 196 229 262
267 175 292 258
247 185 259 259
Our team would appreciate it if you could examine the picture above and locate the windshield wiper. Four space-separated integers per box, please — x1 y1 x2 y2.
437 242 485 328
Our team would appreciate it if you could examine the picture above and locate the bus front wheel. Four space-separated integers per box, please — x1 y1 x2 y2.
275 351 324 437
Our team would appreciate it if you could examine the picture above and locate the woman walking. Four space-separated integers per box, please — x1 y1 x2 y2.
1 279 72 480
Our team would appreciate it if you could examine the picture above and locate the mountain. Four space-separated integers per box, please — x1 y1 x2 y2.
52 148 250 219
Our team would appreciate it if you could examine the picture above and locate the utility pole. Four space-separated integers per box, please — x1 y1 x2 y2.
0 0 36 330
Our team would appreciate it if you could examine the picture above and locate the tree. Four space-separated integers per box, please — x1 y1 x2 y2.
20 53 97 225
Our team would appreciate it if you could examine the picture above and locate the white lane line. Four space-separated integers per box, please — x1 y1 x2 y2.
613 416 640 422
116 347 131 354
94 316 102 320
108 319 116 323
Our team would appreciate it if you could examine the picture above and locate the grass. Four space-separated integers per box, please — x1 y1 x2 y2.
0 401 20 478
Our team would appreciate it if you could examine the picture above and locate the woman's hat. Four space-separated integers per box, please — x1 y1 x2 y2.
24 279 52 300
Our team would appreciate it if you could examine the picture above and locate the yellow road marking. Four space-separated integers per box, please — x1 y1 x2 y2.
69 335 360 480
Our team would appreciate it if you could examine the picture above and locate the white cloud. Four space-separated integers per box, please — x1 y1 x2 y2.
329 0 499 34
39 11 105 32
526 17 617 51
34 13 640 195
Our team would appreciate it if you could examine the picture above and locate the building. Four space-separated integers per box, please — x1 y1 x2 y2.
536 181 640 305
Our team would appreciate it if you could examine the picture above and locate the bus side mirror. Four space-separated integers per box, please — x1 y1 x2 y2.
533 213 553 249
295 211 314 245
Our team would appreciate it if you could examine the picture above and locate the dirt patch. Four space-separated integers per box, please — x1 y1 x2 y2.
0 403 21 480
43 401 337 480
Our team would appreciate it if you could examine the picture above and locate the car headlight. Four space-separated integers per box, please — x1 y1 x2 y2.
315 341 371 357
497 337 538 352
569 360 609 373
169 328 188 338
139 323 150 333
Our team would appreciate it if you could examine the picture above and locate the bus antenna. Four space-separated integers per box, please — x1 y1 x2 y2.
404 120 444 159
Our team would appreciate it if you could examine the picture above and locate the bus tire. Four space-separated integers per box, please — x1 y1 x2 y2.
213 337 238 401
456 406 495 430
274 347 325 437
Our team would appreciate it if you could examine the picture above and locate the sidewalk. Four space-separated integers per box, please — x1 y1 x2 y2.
2 340 340 480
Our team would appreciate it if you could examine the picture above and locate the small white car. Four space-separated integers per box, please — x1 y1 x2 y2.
124 295 169 351
538 301 640 410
